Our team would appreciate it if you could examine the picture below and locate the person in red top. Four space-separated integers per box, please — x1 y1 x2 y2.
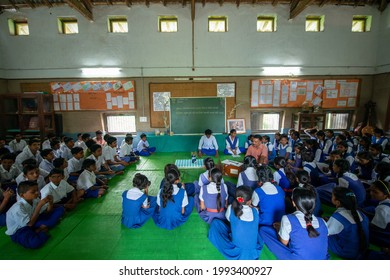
245 135 268 165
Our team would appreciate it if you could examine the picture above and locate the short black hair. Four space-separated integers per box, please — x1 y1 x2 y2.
205 129 212 135
41 149 53 158
71 146 84 155
18 181 38 195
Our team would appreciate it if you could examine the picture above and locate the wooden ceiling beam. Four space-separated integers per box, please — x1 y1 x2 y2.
125 0 132 7
8 0 19 10
24 0 36 8
106 0 113 5
272 0 278 6
64 0 93 21
290 0 300 12
146 0 150 7
82 0 92 11
219 0 224 6
202 0 206 7
290 0 316 19
318 0 331 7
379 0 388 11
163 0 167 6
236 0 240 7
182 0 187 7
42 0 53 8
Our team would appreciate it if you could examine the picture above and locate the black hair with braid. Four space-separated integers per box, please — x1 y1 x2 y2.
292 188 319 238
332 187 368 254
133 173 151 191
243 155 257 171
256 165 274 185
232 186 253 219
274 156 296 186
161 168 180 208
210 168 223 212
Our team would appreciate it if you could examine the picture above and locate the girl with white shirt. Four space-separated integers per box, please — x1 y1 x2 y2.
208 186 263 260
153 168 194 230
223 129 245 155
327 187 369 259
122 173 157 229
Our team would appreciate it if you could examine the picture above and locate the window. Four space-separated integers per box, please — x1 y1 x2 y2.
8 19 29 36
104 115 136 134
58 18 78 34
251 112 281 131
108 17 128 33
208 17 227 32
305 16 324 32
159 17 178 32
325 112 349 130
352 15 372 32
257 16 276 32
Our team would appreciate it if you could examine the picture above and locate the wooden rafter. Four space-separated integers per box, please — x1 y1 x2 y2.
319 0 331 7
8 0 19 10
219 0 224 6
202 0 206 7
236 0 240 7
82 0 92 11
182 0 187 7
163 0 167 5
146 0 150 7
191 0 195 20
379 0 388 11
290 0 316 19
272 0 278 6
290 0 300 12
42 0 53 8
252 0 257 4
125 0 132 7
106 0 113 5
64 0 93 21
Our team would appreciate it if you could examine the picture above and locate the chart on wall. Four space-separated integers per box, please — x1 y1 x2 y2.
250 79 360 109
50 81 136 111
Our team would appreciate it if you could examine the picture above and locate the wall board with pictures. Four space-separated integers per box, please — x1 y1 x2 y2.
250 79 360 109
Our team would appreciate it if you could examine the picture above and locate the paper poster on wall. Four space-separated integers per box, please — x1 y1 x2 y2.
107 102 112 109
112 97 118 106
340 82 358 97
123 97 129 105
60 103 67 111
217 83 235 97
324 80 336 89
67 94 73 103
74 103 80 110
129 101 135 109
63 82 72 92
60 95 67 103
290 81 297 91
113 82 122 91
290 91 297 101
72 83 82 92
251 81 259 107
123 81 134 91
51 83 62 91
262 80 272 85
54 103 60 111
103 83 112 91
105 93 112 102
306 91 313 101
307 81 314 91
297 88 306 95
153 92 171 111
326 90 338 99
347 98 356 107
337 100 347 107
73 94 80 102
312 96 322 106
82 82 92 91
92 83 101 91
117 96 123 108
274 80 281 91
67 102 73 111
128 92 134 101
53 94 59 102
273 92 280 107
314 85 323 95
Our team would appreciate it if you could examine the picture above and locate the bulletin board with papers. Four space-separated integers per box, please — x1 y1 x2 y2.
250 79 360 109
50 81 136 111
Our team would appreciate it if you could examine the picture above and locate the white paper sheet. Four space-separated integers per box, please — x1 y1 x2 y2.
337 100 347 107
123 97 129 105
51 83 62 91
290 91 297 102
128 92 134 101
251 89 259 106
67 94 73 102
60 95 67 103
297 88 306 95
72 83 82 92
103 83 112 91
63 82 72 92
106 93 112 102
324 80 336 89
290 81 297 91
306 91 313 101
107 102 112 109
54 103 60 111
60 103 67 111
74 102 80 110
112 97 118 106
117 96 123 108
73 94 80 102
92 83 101 91
347 98 356 107
314 85 323 95
113 81 122 91
67 102 73 111
53 94 59 102
123 81 134 91
82 82 92 91
326 90 338 99
274 80 281 91
129 101 135 109
312 96 322 106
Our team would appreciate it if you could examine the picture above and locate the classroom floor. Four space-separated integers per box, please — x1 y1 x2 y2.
0 152 344 260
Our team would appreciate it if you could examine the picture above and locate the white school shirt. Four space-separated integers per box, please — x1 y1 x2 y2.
327 207 365 235
136 139 150 152
303 161 318 176
40 180 74 203
8 139 27 153
52 149 62 159
15 146 43 172
198 135 218 150
279 211 325 241
67 157 83 173
251 182 279 206
273 168 286 185
0 164 19 182
278 144 292 154
237 167 258 187
15 173 46 191
39 159 54 174
5 198 47 236
77 169 96 191
103 146 117 162
87 154 105 171
60 145 73 161
199 182 228 201
371 198 390 229
225 204 257 222
42 139 51 150
126 188 148 207
338 172 359 188
119 142 134 157
74 140 83 148
157 184 188 208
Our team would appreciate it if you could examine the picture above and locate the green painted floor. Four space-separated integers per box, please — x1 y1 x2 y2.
0 152 352 260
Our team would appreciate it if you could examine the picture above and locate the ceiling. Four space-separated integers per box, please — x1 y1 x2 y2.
0 0 388 21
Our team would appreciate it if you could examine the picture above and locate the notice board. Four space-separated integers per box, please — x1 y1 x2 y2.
250 79 360 109
50 81 136 111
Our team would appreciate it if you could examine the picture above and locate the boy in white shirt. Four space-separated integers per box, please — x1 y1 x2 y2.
8 133 27 154
0 153 19 189
15 137 43 172
67 146 85 183
136 133 156 157
119 136 139 163
39 149 55 174
198 129 219 157
77 159 107 198
103 136 128 172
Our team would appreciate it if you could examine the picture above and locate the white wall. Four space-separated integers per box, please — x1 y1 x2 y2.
0 4 385 79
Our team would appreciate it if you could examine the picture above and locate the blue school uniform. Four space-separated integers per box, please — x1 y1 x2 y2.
208 206 263 260
371 136 387 146
369 200 390 248
277 144 291 159
266 142 277 161
339 173 366 207
303 162 321 186
122 190 157 229
328 209 369 259
195 183 228 224
224 136 245 155
153 186 194 230
253 184 285 226
274 169 291 191
260 212 329 260
159 178 195 196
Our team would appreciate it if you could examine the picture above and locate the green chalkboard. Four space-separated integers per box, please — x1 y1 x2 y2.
170 97 226 134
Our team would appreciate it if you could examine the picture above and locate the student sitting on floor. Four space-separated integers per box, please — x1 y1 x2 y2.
103 136 128 172
153 168 194 230
8 133 27 155
193 157 223 194
371 128 389 151
86 143 115 181
262 135 276 163
159 163 195 196
136 133 156 157
15 164 46 196
198 129 219 157
77 159 108 199
260 187 329 260
208 186 263 260
0 153 19 191
292 171 322 217
67 146 85 184
50 139 62 159
353 151 376 188
326 187 369 259
122 173 157 229
375 162 390 183
60 137 75 161
195 167 228 224
53 158 70 183
15 137 43 173
119 136 140 163
40 168 84 211
273 156 296 194
277 134 292 160
5 181 64 249
0 186 15 226
39 149 55 174
369 144 390 165
224 129 245 156
244 134 254 151
336 141 355 167
252 166 285 226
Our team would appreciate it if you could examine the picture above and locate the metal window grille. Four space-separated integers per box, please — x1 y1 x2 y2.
106 115 136 133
